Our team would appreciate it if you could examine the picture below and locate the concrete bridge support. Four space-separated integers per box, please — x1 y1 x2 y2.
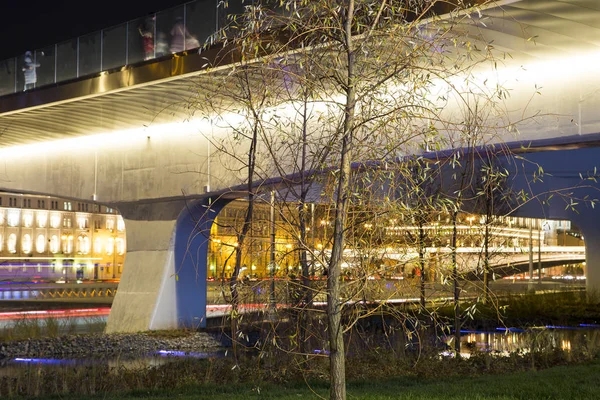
105 197 231 333
505 146 600 294
569 216 600 296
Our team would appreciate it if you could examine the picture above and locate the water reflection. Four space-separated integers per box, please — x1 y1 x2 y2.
447 326 600 358
1 349 227 376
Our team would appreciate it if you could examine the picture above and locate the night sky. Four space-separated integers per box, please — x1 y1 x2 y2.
0 0 190 60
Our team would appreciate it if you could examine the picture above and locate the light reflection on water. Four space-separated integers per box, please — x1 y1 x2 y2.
1 349 228 377
445 325 600 358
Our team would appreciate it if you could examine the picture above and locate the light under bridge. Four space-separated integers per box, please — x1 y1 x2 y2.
0 0 598 332
341 245 585 276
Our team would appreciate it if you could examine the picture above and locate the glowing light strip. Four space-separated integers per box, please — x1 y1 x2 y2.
0 257 103 261
0 307 110 320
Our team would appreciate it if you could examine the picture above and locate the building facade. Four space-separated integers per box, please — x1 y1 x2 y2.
0 192 126 282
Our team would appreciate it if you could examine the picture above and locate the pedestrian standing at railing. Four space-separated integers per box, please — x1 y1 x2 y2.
170 16 199 53
139 16 155 60
22 51 40 91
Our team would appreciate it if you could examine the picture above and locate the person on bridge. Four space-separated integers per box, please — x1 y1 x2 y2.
22 51 40 91
169 17 199 53
138 16 155 60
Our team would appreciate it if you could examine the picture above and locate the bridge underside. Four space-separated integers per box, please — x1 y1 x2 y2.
102 144 599 333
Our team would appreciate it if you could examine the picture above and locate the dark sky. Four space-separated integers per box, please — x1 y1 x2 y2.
0 0 190 59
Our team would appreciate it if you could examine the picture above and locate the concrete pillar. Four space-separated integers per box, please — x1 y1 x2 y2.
106 218 179 333
106 197 233 333
572 215 600 296
173 197 231 328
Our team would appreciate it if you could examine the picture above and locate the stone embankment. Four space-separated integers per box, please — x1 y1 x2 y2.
0 332 223 359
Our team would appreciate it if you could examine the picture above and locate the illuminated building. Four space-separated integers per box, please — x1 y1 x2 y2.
208 200 582 280
0 192 126 282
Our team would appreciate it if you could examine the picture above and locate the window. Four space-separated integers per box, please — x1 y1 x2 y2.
22 213 33 228
36 212 47 228
50 235 59 253
62 235 73 254
94 237 102 254
7 210 19 227
77 217 88 229
117 217 125 232
7 233 17 253
78 235 90 254
50 213 60 229
35 234 45 253
63 217 72 228
116 238 125 255
106 218 115 231
22 234 32 253
63 202 72 211
106 237 114 256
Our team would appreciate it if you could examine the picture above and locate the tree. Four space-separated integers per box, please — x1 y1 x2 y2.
196 0 533 398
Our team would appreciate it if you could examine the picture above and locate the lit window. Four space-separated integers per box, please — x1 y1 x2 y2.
77 217 88 229
116 238 125 255
50 214 60 229
106 237 114 255
106 218 115 231
23 213 33 228
22 234 32 254
77 236 89 254
36 234 45 253
7 210 19 227
7 234 17 253
36 212 47 228
81 236 90 254
117 217 125 232
50 235 59 254
62 235 73 254
0 211 4 225
94 237 102 254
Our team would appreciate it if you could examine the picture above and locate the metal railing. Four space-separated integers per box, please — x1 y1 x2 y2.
0 0 247 96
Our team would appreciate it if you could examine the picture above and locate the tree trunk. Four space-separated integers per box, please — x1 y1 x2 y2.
452 210 461 357
327 2 357 398
419 224 426 309
483 218 490 304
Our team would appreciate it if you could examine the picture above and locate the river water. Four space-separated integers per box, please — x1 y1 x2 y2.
445 325 600 358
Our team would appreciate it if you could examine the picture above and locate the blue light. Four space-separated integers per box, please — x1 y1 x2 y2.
14 357 75 365
157 350 187 357
545 325 576 330
495 327 526 333
156 350 225 358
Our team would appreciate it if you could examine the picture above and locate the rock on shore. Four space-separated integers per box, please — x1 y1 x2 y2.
0 332 223 359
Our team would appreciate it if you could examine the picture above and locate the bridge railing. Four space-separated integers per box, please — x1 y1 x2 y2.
0 0 247 96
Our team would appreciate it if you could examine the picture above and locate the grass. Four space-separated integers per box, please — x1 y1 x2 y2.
26 360 600 400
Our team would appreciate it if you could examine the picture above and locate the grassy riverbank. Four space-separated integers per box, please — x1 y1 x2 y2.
28 360 600 400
